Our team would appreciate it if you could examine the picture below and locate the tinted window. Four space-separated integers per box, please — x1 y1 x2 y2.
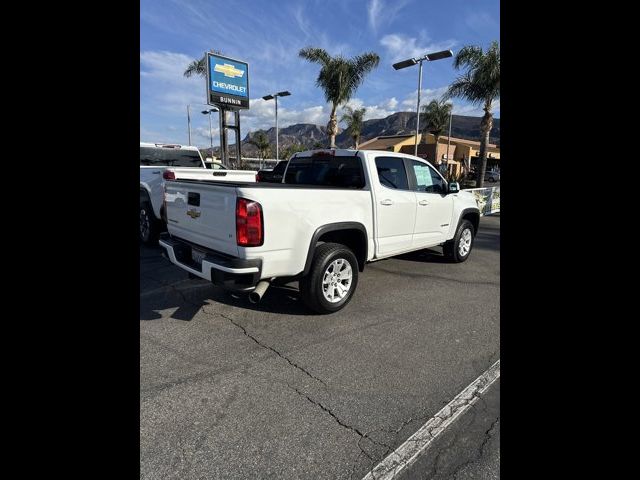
284 154 364 188
410 160 446 194
140 147 202 167
273 161 288 174
375 157 409 190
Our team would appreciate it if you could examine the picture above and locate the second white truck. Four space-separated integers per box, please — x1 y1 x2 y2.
160 149 480 313
140 142 256 244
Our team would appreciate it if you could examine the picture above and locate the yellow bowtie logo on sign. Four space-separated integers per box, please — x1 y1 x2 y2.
214 63 244 78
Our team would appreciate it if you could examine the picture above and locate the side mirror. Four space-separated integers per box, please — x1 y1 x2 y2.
448 182 460 193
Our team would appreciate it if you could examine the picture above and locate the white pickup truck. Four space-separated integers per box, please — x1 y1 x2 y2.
140 142 256 244
160 149 480 313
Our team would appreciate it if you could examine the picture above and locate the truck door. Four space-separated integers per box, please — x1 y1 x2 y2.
370 155 417 256
406 159 454 248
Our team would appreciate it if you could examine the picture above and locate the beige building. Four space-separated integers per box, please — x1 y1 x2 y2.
358 133 500 176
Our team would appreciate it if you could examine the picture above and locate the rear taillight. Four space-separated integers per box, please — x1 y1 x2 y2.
236 198 263 247
255 173 261 182
163 170 176 180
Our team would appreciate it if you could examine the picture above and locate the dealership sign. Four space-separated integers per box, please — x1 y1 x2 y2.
206 53 249 109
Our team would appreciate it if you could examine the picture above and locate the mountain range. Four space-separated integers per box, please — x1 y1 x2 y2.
203 112 500 159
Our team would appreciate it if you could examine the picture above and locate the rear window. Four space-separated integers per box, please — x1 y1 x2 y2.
273 161 288 174
140 147 202 167
284 154 365 188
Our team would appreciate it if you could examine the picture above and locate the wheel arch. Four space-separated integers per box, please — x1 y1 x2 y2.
458 208 480 236
303 222 368 275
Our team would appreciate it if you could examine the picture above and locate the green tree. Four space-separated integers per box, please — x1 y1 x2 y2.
445 41 500 187
247 131 272 166
420 99 452 164
183 50 223 78
340 106 367 148
298 47 380 148
281 143 306 160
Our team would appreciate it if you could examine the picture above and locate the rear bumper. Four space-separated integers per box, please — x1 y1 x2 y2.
158 233 262 292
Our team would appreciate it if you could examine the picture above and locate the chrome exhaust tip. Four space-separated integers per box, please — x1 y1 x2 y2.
249 280 270 304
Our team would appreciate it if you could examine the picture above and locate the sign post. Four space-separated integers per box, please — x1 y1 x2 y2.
205 52 250 166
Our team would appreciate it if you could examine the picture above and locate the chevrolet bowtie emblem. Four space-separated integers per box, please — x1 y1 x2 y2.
214 63 244 78
186 209 201 219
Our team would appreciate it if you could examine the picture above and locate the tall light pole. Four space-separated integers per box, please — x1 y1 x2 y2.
201 108 218 156
187 105 192 146
262 91 291 161
187 103 217 146
446 107 452 173
393 50 453 157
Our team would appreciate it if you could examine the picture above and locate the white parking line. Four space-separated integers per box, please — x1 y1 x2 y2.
362 359 500 480
139 280 211 298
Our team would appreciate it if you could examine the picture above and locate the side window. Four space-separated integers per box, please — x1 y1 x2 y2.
375 157 409 190
410 160 446 194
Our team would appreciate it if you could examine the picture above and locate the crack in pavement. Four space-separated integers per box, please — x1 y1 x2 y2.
286 383 392 476
215 311 328 387
451 415 500 480
141 274 328 388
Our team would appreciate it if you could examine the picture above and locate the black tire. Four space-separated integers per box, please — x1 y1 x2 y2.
299 242 359 314
140 200 161 245
443 219 475 263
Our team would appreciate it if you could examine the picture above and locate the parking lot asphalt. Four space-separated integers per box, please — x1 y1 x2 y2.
140 214 500 480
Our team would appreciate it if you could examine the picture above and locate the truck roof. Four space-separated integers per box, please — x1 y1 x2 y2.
140 142 200 152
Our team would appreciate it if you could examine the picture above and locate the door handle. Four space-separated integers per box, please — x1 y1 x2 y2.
152 170 162 174
380 199 394 206
418 200 429 206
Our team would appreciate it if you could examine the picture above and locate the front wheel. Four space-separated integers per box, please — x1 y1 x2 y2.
140 201 161 245
443 220 475 263
299 242 359 314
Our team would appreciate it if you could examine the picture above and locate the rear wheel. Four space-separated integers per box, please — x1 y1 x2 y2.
300 242 359 314
140 201 161 245
443 219 474 263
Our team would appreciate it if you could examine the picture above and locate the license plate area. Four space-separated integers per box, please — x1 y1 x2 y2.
191 247 206 266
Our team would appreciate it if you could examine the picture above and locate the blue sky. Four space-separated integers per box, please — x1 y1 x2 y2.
140 0 500 147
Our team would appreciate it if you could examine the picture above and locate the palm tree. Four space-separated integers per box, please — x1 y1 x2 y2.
183 57 206 78
299 47 380 148
340 106 367 148
281 143 306 160
420 99 452 164
183 50 223 78
445 41 500 187
247 131 272 168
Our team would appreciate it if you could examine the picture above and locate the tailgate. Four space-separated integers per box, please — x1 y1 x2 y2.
164 180 239 256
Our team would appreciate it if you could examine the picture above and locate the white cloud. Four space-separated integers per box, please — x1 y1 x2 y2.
452 99 500 117
194 126 220 143
367 0 383 31
400 86 450 108
381 97 398 110
140 50 214 118
380 33 457 62
341 98 397 122
368 0 411 33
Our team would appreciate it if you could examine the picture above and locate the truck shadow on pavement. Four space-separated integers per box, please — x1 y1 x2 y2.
140 279 314 321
